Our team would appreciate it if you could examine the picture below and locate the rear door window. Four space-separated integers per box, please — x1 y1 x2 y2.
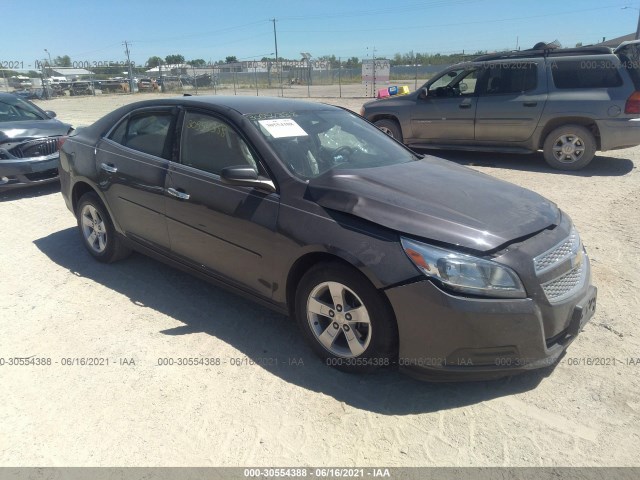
479 62 538 95
551 60 623 89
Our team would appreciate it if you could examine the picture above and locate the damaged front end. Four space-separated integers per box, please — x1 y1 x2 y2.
0 136 62 188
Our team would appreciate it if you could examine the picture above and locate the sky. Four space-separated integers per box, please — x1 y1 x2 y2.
1 0 639 70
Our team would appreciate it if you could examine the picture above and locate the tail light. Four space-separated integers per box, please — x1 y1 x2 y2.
625 91 640 114
57 136 68 150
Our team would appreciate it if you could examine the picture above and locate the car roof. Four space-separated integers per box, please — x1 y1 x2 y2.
473 46 613 62
178 95 339 115
83 95 343 138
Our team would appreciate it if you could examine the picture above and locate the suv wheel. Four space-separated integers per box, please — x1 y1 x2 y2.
295 262 398 373
543 125 596 170
374 119 403 142
77 192 131 263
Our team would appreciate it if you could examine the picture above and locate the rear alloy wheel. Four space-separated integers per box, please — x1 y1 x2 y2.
374 118 403 142
295 262 398 373
77 192 131 263
543 125 596 170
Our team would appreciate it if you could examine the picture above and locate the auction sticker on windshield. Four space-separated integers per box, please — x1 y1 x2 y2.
258 118 308 138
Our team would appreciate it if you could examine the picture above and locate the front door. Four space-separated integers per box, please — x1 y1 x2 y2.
164 110 280 298
411 67 481 141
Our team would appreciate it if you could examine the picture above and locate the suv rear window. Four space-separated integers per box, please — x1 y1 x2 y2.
551 60 623 89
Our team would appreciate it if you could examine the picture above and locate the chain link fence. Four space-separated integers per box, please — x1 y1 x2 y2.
1 59 451 100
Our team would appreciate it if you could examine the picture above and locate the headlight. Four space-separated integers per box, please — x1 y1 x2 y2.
401 237 526 298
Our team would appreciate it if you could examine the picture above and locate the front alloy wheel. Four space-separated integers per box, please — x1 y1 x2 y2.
295 262 398 372
307 281 372 358
374 118 403 142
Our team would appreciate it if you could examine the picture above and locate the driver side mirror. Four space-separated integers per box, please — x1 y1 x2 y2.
419 87 429 99
44 110 57 118
220 165 276 193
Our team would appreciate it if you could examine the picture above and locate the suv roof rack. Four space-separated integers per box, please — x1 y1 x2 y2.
473 46 613 62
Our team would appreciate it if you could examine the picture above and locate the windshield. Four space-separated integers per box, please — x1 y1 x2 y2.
247 109 418 179
0 95 46 122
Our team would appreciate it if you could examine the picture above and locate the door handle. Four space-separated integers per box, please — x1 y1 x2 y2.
100 162 117 174
459 102 472 109
523 101 538 107
167 187 190 200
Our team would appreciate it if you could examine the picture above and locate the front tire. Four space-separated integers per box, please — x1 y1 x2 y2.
374 118 403 142
76 192 131 263
295 262 398 373
543 125 596 170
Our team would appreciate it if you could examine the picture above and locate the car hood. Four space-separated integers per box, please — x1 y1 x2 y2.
0 119 70 141
307 156 559 252
363 95 414 109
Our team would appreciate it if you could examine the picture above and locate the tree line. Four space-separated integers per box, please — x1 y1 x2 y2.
143 51 490 69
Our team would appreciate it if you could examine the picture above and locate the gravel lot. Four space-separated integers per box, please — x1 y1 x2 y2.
0 92 638 467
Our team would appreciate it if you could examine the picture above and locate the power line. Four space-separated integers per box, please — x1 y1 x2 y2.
279 4 630 34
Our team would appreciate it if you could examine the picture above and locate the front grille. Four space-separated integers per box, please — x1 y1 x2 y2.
534 229 579 274
541 263 584 302
10 138 59 159
533 228 587 303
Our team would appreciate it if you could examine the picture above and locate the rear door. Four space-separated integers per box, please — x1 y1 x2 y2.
474 60 547 142
164 109 280 298
410 67 481 141
96 107 177 251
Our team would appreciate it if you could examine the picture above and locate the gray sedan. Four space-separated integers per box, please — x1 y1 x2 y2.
58 96 596 380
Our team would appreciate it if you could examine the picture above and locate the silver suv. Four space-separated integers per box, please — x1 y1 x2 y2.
361 41 640 170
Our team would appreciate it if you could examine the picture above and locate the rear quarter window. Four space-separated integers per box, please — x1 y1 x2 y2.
551 59 623 89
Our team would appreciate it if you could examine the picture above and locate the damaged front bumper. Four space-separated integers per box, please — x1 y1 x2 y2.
385 278 596 381
0 138 61 189
0 152 60 189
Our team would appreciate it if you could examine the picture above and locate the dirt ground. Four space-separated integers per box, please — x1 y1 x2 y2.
0 91 639 467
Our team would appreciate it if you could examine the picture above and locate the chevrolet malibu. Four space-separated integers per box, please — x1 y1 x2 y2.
58 96 597 380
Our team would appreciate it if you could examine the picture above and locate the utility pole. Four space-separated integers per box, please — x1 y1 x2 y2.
123 41 135 94
338 56 342 98
625 7 640 40
272 18 282 97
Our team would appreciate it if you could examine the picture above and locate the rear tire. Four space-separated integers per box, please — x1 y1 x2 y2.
542 125 596 170
76 192 131 263
374 118 403 143
295 262 398 373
